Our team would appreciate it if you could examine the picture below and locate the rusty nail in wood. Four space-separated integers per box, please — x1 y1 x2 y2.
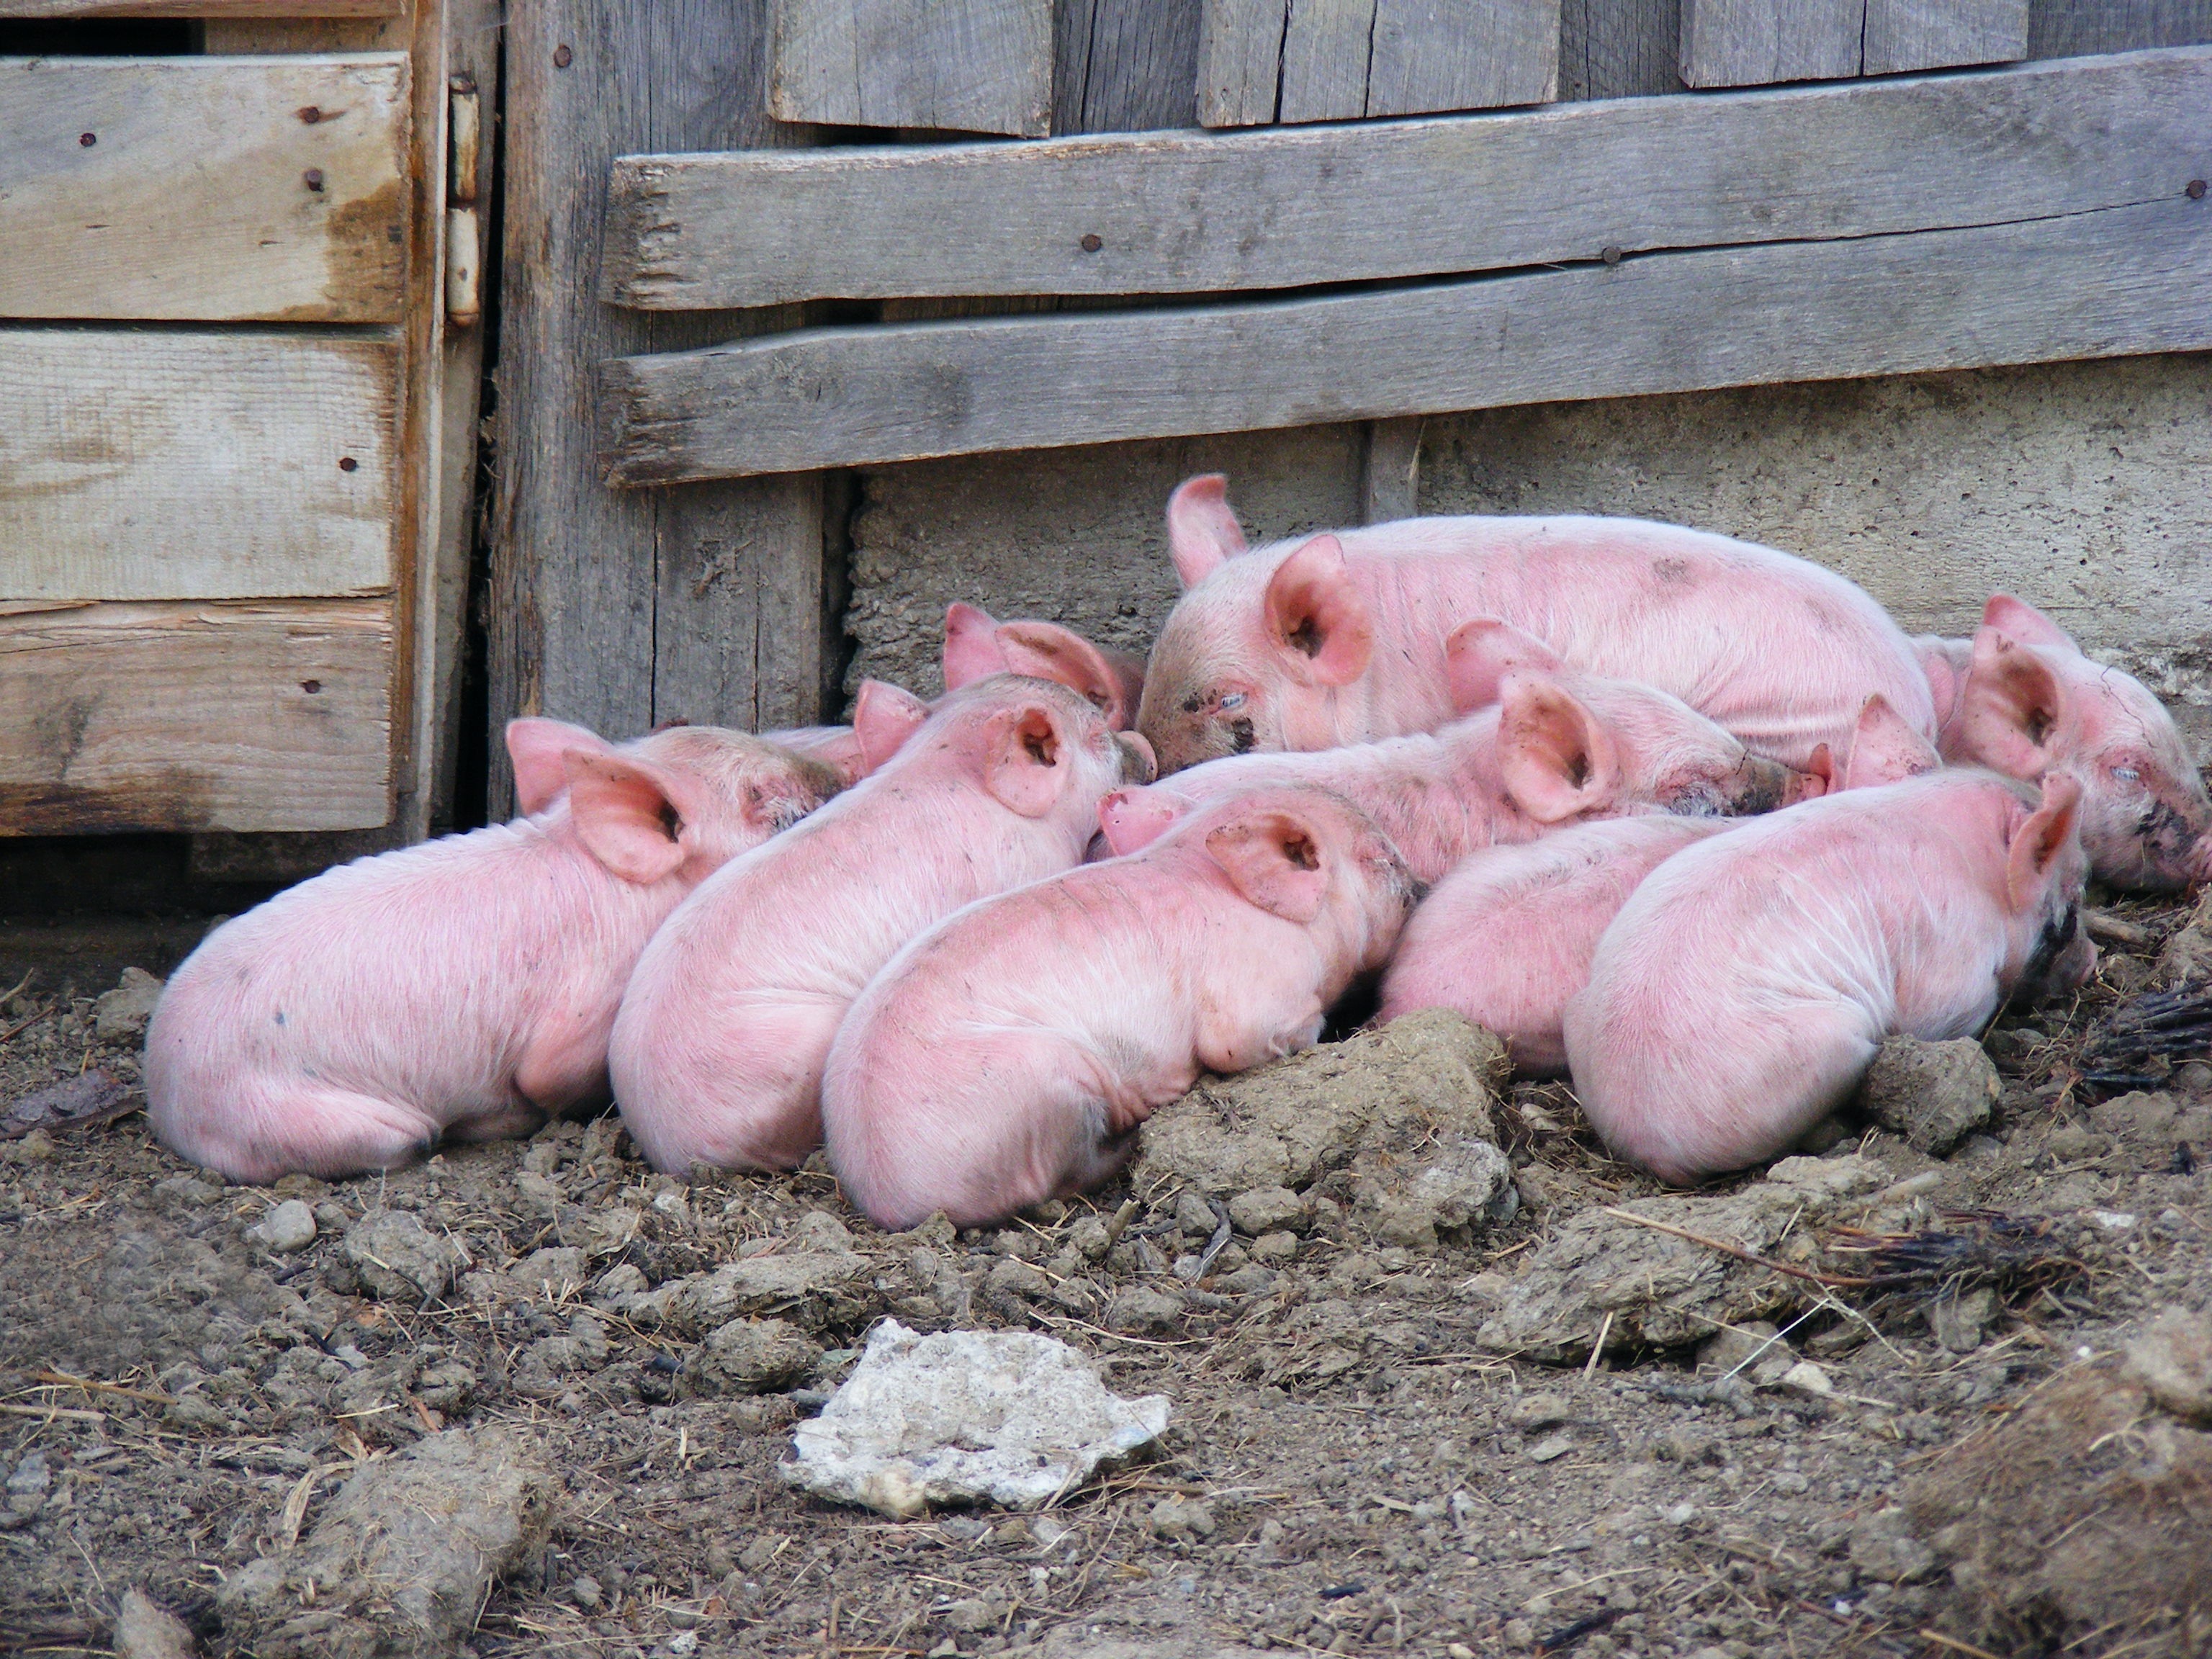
78 132 96 147
554 43 572 67
338 456 358 472
1601 244 1624 265
304 168 325 192
1079 233 1103 253
299 105 323 123
2189 179 2208 201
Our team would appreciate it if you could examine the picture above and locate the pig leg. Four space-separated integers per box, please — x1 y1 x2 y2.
168 1081 441 1184
623 992 846 1174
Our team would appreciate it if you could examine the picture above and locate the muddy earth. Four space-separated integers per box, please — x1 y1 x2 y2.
5 894 2212 1659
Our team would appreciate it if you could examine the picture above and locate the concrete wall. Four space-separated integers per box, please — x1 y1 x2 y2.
842 354 2212 746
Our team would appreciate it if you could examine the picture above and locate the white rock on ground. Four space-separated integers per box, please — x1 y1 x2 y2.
94 968 164 1043
248 1199 318 1254
782 1321 1170 1519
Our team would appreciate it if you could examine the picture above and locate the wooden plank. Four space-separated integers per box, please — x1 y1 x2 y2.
0 598 392 835
2027 0 2212 57
0 1 399 16
1277 0 1374 123
1679 0 1864 85
490 0 835 818
603 48 2212 309
1364 0 1561 114
1196 0 1289 126
1863 0 2027 72
1560 0 1685 99
765 0 1054 135
0 55 409 324
1359 417 1421 523
0 329 398 602
598 194 2212 482
1053 0 1202 132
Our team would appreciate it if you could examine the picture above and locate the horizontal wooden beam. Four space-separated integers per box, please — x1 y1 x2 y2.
0 598 392 835
598 193 2212 483
0 1 402 16
0 55 410 324
1 328 399 601
601 45 2212 310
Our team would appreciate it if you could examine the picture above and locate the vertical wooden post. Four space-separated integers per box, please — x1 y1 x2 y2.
490 0 833 816
1361 417 1422 524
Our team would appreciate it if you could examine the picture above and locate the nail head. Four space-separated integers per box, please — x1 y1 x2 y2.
2188 179 2207 201
78 132 96 147
338 456 358 472
1079 233 1103 253
1601 244 1624 265
554 43 572 67
304 167 325 192
299 105 323 124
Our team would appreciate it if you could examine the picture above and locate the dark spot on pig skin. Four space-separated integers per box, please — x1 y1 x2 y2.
1228 718 1256 755
1182 693 1207 715
1651 557 1692 585
274 1012 285 1026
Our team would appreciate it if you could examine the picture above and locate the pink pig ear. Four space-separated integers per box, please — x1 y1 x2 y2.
1264 535 1373 688
2007 771 2084 912
1099 786 1192 855
1166 474 1249 588
1205 807 1329 925
1497 675 1621 824
1444 617 1566 714
1843 693 1942 789
982 702 1072 819
941 603 1009 691
851 680 932 773
1982 594 2078 654
1962 624 2068 777
506 718 612 817
563 750 701 885
997 621 1146 730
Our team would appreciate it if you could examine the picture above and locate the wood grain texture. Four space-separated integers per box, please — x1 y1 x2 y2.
1560 0 1685 99
1051 0 1202 132
1365 0 1560 114
0 329 398 601
1196 0 1289 125
0 55 410 323
0 598 392 835
604 47 2212 308
1680 0 1864 84
1277 0 1374 122
490 0 832 818
1360 417 1421 523
2026 0 2212 56
1863 0 2027 71
598 194 2212 481
766 0 1053 135
0 0 398 15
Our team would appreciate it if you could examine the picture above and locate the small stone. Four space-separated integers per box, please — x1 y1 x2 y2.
1509 1392 1572 1431
342 1210 457 1301
1228 1186 1309 1236
11 1128 54 1161
1697 1320 1785 1377
1930 1287 1998 1354
1526 1434 1573 1464
696 1318 822 1394
569 1575 603 1609
313 1200 351 1236
1848 1506 1934 1583
111 1588 198 1659
945 1595 999 1632
94 966 164 1043
1107 1287 1187 1336
1501 1619 1536 1650
1250 1230 1300 1264
1147 1496 1216 1539
1860 1037 1999 1155
1217 1264 1277 1295
2123 1307 2212 1422
1067 1216 1113 1261
505 1246 588 1299
1780 1362 1834 1397
248 1199 318 1254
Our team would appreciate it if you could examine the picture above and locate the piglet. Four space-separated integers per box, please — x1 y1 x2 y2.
611 676 1155 1175
824 783 1419 1229
1563 768 2095 1184
1917 594 2211 891
145 720 845 1184
1139 473 1933 774
943 603 1148 729
1102 620 1820 884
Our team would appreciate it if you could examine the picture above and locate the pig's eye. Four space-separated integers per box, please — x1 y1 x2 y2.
1218 691 1247 713
2113 766 2141 783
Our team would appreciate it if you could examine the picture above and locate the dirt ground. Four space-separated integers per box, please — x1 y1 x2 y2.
4 891 2211 1659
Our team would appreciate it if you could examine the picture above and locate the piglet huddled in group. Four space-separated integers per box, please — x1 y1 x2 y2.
1563 768 2096 1184
1138 473 1934 774
1382 693 1938 1071
146 720 848 1184
1918 595 2212 891
824 783 1419 1229
1102 620 1819 882
611 676 1154 1176
943 602 1148 730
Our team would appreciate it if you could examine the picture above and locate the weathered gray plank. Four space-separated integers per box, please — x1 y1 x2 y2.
598 194 2212 482
1680 0 1864 85
1863 0 2027 71
1277 0 1375 122
1560 0 1685 99
2027 0 2212 56
1196 0 1290 125
490 0 832 817
1360 418 1422 523
766 0 1054 135
1053 0 1203 131
1365 0 1561 114
604 48 2212 310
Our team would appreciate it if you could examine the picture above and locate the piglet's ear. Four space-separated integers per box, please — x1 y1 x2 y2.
1444 617 1566 715
1098 786 1192 856
1205 808 1328 925
998 621 1146 730
507 717 609 817
2007 771 2084 913
1264 534 1372 688
1802 743 1838 799
852 680 932 774
941 603 1007 691
1982 594 2078 654
1844 693 1942 789
1498 675 1621 824
983 702 1071 819
1961 625 2067 778
565 750 698 885
1166 474 1249 588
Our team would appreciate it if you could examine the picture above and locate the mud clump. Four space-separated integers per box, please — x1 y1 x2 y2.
1859 1036 1997 1155
215 1426 554 1658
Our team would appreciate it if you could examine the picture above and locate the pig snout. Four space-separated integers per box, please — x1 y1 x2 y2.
1116 731 1159 785
2015 904 2098 1004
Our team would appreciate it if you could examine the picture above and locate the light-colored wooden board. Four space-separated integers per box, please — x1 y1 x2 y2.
1277 0 1375 123
0 329 398 601
1052 0 1202 132
2027 0 2212 58
1560 0 1686 99
1360 417 1421 523
0 55 410 324
766 0 1054 135
1364 0 1561 114
1680 0 1865 84
598 194 2212 482
1863 0 2028 71
604 46 2212 309
0 0 399 15
1195 0 1290 125
0 598 392 835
